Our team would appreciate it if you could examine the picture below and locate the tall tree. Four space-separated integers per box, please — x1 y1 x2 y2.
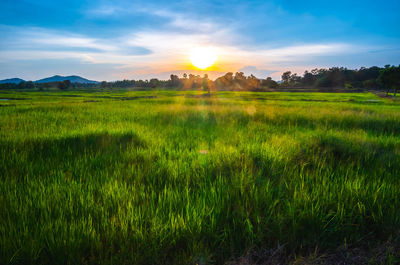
281 71 292 86
203 74 210 94
378 65 400 96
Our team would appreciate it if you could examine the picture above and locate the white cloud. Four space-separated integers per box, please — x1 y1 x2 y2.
238 66 277 78
0 7 378 80
150 9 219 33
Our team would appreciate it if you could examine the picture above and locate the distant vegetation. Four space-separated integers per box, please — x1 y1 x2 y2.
1 65 399 95
0 75 98 90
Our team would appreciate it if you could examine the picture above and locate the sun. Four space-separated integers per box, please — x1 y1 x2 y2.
189 47 217 69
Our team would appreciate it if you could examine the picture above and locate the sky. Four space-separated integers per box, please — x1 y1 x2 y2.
0 0 399 81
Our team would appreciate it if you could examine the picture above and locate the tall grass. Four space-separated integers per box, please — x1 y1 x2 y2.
0 91 399 264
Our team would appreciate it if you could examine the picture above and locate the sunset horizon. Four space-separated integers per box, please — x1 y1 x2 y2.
1 1 400 265
1 0 399 81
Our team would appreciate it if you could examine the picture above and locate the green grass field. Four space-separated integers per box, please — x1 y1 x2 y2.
1 90 400 264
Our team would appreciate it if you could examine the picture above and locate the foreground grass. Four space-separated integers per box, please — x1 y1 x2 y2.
0 90 399 264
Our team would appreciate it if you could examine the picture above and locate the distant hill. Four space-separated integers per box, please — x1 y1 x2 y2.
35 75 99 84
0 78 25 84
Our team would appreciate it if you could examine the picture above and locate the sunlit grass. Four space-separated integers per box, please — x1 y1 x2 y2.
0 90 399 264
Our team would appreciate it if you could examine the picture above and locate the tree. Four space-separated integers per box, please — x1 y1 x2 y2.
281 71 291 86
289 73 301 86
149 78 159 88
246 74 260 90
101 81 108 88
57 80 71 90
43 82 52 89
261 77 278 88
25 81 35 89
168 74 181 88
203 74 210 94
184 74 202 89
16 81 26 89
214 72 234 90
362 79 378 90
377 65 400 96
57 82 66 90
233 72 247 90
64 80 71 88
302 71 316 86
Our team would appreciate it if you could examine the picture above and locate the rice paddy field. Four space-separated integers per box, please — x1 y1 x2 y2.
1 90 400 264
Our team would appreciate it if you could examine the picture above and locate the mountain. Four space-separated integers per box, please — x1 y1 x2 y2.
35 75 99 84
0 78 25 84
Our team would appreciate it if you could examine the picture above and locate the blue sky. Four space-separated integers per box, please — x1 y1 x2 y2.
0 0 399 80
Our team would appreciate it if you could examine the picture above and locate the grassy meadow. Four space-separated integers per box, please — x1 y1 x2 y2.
0 90 400 264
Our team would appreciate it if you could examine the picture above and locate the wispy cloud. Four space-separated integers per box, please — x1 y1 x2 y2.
238 66 277 78
0 5 384 80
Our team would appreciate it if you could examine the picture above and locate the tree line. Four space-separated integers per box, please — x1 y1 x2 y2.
1 65 399 95
0 80 79 90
